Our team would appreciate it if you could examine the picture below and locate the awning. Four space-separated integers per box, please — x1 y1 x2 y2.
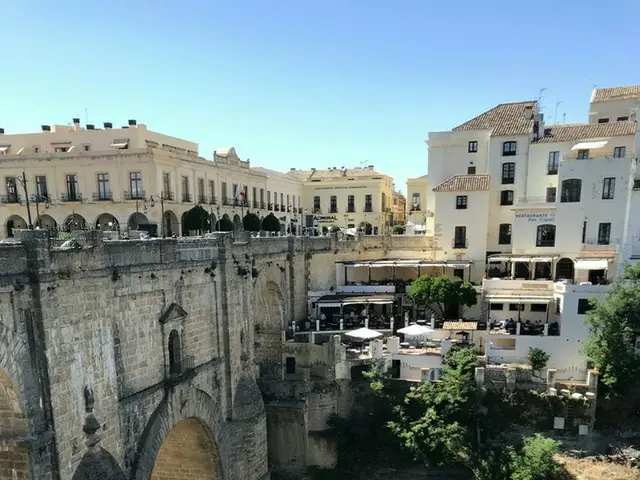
488 255 556 263
0 145 10 153
316 294 394 306
111 139 130 149
344 260 473 268
572 140 608 150
574 259 609 270
485 295 552 304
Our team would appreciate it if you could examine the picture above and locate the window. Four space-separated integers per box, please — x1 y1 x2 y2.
634 179 640 190
5 177 18 203
502 141 517 156
364 194 372 212
455 195 467 209
598 222 611 245
560 179 582 203
602 177 615 199
97 173 110 200
536 224 556 247
197 178 205 203
55 146 69 153
381 192 386 211
411 192 421 210
500 190 514 206
267 190 271 203
66 174 79 201
617 116 629 121
489 303 503 311
129 172 143 199
83 144 91 151
501 162 515 184
509 303 523 312
222 182 228 201
285 357 296 375
347 195 355 212
280 193 284 205
33 146 40 153
498 223 511 244
168 330 182 376
597 118 609 123
163 172 171 196
209 180 216 202
260 188 265 203
576 149 590 160
468 141 478 153
233 184 239 200
577 299 593 315
530 304 547 312
292 195 296 208
313 196 321 213
582 221 587 243
613 146 626 158
35 176 48 201
547 151 559 174
453 226 466 248
546 187 556 203
330 195 337 213
181 176 190 202
467 166 476 174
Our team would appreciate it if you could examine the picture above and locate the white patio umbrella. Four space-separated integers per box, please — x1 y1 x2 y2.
397 324 434 336
345 327 383 340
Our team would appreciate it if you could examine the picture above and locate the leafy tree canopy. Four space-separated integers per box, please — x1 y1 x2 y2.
527 348 550 377
242 213 261 232
509 434 562 480
409 275 478 320
262 213 281 233
585 262 640 395
392 224 405 235
182 205 210 232
216 216 234 232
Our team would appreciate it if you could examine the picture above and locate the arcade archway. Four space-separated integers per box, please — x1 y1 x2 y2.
150 418 222 480
5 214 27 237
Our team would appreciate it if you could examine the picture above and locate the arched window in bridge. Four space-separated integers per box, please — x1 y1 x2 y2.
168 330 182 376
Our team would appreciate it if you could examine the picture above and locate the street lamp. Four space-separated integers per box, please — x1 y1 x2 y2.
147 193 166 237
11 172 33 229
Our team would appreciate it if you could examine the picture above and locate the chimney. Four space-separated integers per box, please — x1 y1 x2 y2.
104 122 112 129
128 119 137 126
86 124 95 130
122 126 129 129
73 118 80 125
368 165 374 169
0 128 4 134
41 125 51 132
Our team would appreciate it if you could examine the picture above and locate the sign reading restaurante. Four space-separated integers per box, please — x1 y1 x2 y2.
515 212 556 223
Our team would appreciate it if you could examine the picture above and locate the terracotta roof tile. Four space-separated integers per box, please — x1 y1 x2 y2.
532 121 636 143
592 85 640 103
432 174 490 192
453 101 537 136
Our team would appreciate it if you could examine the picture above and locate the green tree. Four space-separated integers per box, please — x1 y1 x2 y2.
329 225 341 233
387 346 478 466
527 348 550 378
585 262 640 395
182 205 210 233
392 224 405 235
262 213 281 233
409 275 478 320
242 213 261 232
216 216 234 232
509 434 562 480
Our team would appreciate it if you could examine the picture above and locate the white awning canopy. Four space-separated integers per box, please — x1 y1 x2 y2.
111 139 130 149
485 295 552 304
571 140 608 150
344 260 472 268
345 327 383 340
0 145 10 153
488 255 556 263
574 259 609 270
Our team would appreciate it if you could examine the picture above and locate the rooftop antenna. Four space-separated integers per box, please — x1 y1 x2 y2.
562 113 567 124
554 101 563 124
85 108 88 126
537 88 548 111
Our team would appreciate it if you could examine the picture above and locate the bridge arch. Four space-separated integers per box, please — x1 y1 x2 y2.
253 275 286 378
131 388 227 480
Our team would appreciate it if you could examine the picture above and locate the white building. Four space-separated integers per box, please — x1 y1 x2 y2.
253 167 303 234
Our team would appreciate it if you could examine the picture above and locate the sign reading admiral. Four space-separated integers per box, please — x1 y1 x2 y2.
515 212 556 223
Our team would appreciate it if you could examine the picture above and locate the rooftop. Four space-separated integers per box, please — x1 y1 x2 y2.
286 166 389 181
433 174 490 192
591 85 640 103
532 121 637 143
453 101 537 136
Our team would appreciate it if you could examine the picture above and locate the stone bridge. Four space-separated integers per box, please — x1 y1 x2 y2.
0 230 435 479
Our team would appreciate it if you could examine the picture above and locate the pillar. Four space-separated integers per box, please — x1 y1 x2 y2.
390 317 394 331
387 336 400 354
339 319 344 331
587 370 598 392
316 319 320 331
371 339 384 359
516 322 521 335
475 367 485 388
543 324 549 336
421 368 431 383
430 314 435 329
546 368 557 388
364 317 369 328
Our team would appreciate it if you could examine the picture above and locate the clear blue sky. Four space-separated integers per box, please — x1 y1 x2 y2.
2 0 640 192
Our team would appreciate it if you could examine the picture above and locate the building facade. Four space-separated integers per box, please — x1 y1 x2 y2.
405 174 431 234
391 190 406 227
253 167 303 234
0 120 308 239
426 86 640 281
286 166 394 234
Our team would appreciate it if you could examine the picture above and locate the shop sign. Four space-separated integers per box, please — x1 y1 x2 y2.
515 212 556 223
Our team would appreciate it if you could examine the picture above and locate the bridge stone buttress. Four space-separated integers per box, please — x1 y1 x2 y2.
0 230 321 480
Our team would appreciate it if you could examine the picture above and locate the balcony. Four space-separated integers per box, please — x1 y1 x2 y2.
452 238 468 249
163 191 175 201
61 192 83 202
196 195 206 204
208 196 217 205
92 192 113 201
222 197 233 206
582 238 619 252
513 196 557 209
0 194 20 204
261 202 266 210
280 204 286 211
31 194 51 204
274 204 280 211
123 190 146 201
313 208 322 214
253 200 259 208
364 206 373 213
182 193 193 203
562 152 633 164
287 205 291 212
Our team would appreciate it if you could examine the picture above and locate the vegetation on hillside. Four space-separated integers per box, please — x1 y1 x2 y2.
408 275 477 319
